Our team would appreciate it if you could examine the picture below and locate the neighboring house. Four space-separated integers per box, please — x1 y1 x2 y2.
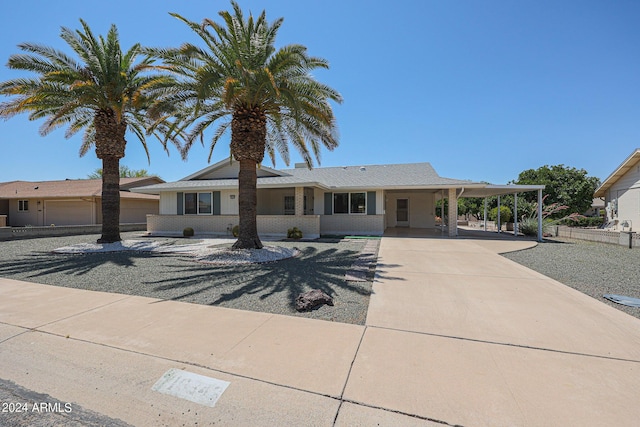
0 177 163 227
595 148 640 231
585 197 605 217
132 158 544 239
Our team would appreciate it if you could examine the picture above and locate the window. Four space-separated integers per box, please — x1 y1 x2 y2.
184 192 213 215
333 192 366 214
18 200 29 212
333 193 349 214
284 196 295 215
350 193 366 214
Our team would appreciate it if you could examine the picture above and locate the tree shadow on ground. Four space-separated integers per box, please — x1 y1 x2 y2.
0 250 150 278
0 240 404 323
147 245 376 307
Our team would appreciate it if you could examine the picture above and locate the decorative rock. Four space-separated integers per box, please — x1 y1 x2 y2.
295 289 334 312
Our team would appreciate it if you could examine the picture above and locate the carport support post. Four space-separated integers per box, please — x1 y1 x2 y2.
448 188 457 237
497 196 501 233
537 188 543 242
514 193 518 236
483 198 488 231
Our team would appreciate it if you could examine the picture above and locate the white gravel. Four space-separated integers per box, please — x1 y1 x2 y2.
52 238 297 264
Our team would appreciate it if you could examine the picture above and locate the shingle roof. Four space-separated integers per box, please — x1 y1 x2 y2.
132 161 481 193
0 177 163 200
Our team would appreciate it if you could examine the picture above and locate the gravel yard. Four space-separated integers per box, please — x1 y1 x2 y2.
503 237 640 320
0 233 376 325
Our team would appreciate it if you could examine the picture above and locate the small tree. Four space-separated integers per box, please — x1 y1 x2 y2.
88 166 152 179
489 206 513 223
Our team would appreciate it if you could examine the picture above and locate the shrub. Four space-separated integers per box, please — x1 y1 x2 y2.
232 225 239 237
489 206 513 223
287 226 303 239
563 216 604 228
183 227 194 237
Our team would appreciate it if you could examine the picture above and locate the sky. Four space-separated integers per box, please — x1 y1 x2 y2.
1 0 639 185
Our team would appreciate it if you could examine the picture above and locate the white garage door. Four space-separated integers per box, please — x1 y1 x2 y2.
45 201 93 226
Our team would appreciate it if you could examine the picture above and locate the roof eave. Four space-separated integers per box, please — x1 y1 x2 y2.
594 149 640 197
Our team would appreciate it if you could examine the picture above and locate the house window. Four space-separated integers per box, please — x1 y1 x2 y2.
18 200 29 212
333 192 366 214
184 192 212 215
350 193 366 214
284 196 295 215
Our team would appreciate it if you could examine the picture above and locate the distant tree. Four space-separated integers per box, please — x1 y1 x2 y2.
88 166 151 179
512 165 600 217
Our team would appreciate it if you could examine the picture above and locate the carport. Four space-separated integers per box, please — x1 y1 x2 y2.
436 184 546 241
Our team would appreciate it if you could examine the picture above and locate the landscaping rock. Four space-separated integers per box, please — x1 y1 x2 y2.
296 289 334 311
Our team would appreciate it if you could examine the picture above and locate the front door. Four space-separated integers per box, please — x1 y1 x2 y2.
396 198 409 227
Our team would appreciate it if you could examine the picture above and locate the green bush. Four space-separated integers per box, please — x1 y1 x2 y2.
287 226 303 239
489 206 513 223
232 225 239 237
563 216 604 228
183 227 194 237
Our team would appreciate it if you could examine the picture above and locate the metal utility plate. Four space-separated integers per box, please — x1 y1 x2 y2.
152 368 230 407
603 294 640 308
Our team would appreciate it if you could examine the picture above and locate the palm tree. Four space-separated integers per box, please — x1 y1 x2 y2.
0 20 176 243
149 2 342 249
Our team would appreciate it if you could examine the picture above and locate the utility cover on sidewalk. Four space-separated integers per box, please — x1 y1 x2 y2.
152 368 230 407
603 294 640 308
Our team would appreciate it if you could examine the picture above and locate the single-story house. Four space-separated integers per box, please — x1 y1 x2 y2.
0 177 163 227
595 148 640 231
132 158 545 239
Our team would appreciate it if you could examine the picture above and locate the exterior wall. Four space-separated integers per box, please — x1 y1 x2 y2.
0 223 146 241
314 188 324 214
147 214 320 238
0 200 8 216
320 215 385 235
120 199 159 223
604 164 640 230
385 191 436 228
8 198 42 226
557 225 640 248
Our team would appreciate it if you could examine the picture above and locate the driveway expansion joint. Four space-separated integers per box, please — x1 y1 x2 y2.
367 325 640 364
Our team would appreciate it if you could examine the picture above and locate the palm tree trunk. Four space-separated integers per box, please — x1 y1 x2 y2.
98 156 121 243
232 159 263 249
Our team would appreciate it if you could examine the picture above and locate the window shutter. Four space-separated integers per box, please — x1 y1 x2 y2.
213 191 221 215
367 192 376 215
324 193 333 215
177 192 183 215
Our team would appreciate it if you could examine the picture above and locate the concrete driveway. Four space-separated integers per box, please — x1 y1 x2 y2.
1 232 639 426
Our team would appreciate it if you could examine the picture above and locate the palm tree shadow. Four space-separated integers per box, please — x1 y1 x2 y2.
0 250 147 279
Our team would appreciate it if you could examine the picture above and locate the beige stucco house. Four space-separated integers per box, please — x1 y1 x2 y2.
133 158 544 239
595 148 640 231
0 177 163 227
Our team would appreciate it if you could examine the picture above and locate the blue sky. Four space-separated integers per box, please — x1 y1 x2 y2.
1 0 639 184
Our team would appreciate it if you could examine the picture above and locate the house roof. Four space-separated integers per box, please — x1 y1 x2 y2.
594 148 640 198
0 177 163 200
132 158 544 195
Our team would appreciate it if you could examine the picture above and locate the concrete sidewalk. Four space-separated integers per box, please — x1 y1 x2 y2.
1 234 639 426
